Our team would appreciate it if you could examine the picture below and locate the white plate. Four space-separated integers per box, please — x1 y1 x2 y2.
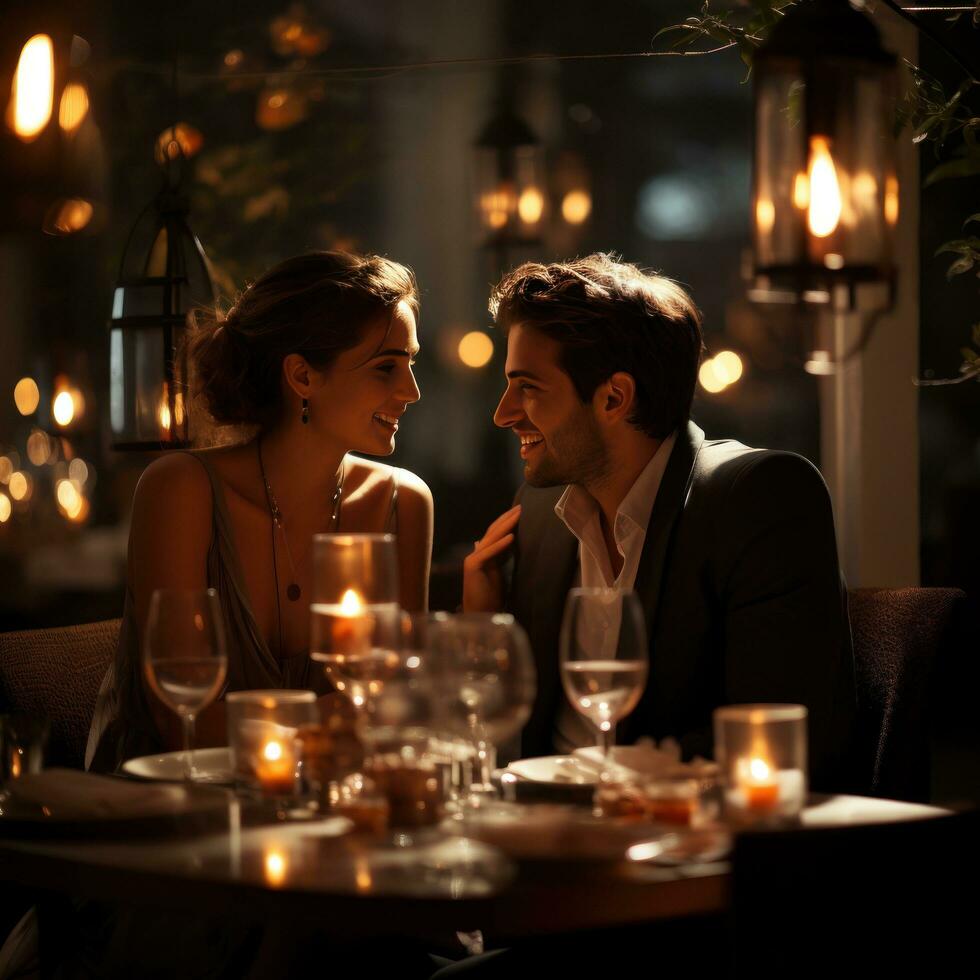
506 755 599 786
122 747 234 785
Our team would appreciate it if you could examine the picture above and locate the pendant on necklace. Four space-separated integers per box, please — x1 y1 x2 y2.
287 583 301 602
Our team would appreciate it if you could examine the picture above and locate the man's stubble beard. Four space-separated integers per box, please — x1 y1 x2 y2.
524 408 609 489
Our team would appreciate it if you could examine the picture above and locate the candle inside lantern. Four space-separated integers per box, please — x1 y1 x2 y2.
255 736 297 795
806 136 842 239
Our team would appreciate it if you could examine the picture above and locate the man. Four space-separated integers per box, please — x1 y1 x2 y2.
464 253 855 791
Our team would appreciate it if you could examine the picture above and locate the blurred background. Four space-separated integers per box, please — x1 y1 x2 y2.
0 0 976 627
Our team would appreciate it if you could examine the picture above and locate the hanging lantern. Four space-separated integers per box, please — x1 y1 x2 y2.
109 146 214 450
474 88 545 249
1 30 103 234
749 0 898 310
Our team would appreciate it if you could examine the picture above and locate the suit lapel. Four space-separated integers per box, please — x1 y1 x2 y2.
633 421 704 641
523 510 577 756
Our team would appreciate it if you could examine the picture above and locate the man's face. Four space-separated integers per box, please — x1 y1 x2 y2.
493 323 607 488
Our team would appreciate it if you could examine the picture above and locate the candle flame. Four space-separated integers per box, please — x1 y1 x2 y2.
340 588 364 616
7 35 54 141
262 740 284 762
263 848 287 887
749 757 772 782
807 136 842 238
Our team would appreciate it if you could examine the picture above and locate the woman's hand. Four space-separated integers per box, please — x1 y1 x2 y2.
462 504 521 613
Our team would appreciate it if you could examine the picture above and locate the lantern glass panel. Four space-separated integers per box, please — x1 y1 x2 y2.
109 324 187 445
754 69 806 271
474 143 545 243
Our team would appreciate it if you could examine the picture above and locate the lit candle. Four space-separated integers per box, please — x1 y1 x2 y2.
255 737 296 795
263 843 288 887
738 754 780 813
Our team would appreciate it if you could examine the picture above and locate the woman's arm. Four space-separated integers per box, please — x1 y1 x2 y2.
129 453 226 749
393 469 434 612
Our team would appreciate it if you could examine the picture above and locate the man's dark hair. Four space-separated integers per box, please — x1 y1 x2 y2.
489 253 704 439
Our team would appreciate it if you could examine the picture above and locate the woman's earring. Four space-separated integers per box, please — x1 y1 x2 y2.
301 398 310 425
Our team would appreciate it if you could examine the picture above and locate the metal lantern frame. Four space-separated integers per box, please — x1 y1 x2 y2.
749 0 898 312
109 150 215 451
474 91 546 251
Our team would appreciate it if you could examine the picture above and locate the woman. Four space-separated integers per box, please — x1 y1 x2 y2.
88 250 433 771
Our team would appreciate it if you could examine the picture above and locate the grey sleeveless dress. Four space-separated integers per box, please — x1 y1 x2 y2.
88 452 399 772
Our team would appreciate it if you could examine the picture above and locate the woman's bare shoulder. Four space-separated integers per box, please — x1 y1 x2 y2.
134 452 212 511
344 456 431 503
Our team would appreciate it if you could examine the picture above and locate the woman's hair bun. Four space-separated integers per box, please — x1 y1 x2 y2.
183 250 418 432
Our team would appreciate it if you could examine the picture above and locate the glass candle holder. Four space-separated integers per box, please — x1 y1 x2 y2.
226 690 318 800
309 533 402 711
714 704 807 827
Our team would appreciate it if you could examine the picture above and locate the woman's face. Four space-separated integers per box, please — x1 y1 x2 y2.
308 299 420 456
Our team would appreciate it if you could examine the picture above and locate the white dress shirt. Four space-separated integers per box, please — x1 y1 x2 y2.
552 432 676 752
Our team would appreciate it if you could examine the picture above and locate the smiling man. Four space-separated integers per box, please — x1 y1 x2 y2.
463 253 855 790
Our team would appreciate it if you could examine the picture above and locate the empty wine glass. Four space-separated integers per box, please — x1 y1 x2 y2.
559 588 649 761
143 588 228 781
438 613 537 805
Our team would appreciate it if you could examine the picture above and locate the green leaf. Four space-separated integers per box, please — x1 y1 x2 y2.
935 237 980 256
925 155 980 187
947 255 976 279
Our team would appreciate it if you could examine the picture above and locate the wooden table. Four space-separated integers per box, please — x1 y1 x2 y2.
0 791 946 945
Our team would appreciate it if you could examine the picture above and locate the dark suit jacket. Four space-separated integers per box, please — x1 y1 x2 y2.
508 421 856 792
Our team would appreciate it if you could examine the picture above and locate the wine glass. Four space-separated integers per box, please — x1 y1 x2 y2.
438 613 537 805
309 534 402 717
143 588 228 781
559 588 649 762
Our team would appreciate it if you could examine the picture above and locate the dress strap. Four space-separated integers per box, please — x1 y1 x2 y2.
385 468 400 534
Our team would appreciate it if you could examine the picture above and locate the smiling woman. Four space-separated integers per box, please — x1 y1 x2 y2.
88 251 433 773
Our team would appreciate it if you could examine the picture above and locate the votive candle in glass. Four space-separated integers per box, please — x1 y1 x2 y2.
714 704 807 826
226 690 318 798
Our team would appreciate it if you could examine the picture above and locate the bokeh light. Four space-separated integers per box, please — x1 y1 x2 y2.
0 494 10 523
53 390 75 426
561 189 592 225
14 377 39 416
517 187 545 225
8 472 31 501
26 429 53 466
458 332 494 369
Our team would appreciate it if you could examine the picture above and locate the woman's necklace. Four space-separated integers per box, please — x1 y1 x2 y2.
257 438 343 656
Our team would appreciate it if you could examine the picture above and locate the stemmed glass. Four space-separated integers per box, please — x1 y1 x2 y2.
143 588 228 781
559 588 649 762
438 613 537 806
309 533 402 720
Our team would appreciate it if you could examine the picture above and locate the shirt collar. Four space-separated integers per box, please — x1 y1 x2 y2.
554 431 677 539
